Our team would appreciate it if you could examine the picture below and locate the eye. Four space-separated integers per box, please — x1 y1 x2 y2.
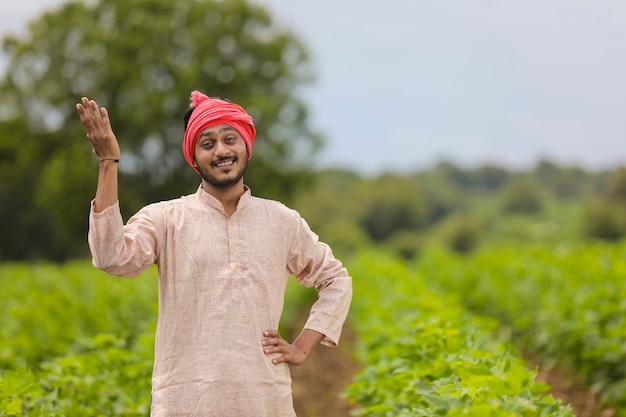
200 140 215 148
226 136 237 143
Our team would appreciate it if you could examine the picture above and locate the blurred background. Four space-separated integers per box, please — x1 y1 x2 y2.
1 2 626 416
1 0 624 261
4 1 626 173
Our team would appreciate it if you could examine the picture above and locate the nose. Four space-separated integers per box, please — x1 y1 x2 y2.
213 140 230 156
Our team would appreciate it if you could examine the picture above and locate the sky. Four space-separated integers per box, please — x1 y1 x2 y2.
1 0 625 174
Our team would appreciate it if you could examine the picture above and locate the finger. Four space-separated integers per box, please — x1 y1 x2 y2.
265 347 290 365
263 330 280 338
76 100 90 119
77 98 95 125
263 345 282 355
271 355 286 365
263 336 289 347
89 100 100 119
80 97 92 115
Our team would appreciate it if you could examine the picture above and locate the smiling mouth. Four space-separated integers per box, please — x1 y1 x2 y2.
213 158 236 168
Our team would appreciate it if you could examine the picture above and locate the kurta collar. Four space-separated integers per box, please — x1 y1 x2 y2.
195 184 252 213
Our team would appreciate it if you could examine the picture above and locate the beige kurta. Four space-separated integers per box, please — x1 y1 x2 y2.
88 185 352 416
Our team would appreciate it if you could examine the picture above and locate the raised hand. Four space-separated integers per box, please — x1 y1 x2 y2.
76 97 120 161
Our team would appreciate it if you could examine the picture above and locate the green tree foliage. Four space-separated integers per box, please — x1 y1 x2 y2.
533 159 589 199
533 159 561 187
500 178 544 214
579 166 626 241
604 166 626 204
579 201 624 241
0 0 320 260
551 167 587 199
356 174 429 242
432 159 474 188
438 213 482 254
384 230 422 260
316 219 372 259
292 169 363 233
472 163 510 190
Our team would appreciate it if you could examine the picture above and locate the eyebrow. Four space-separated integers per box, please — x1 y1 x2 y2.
198 126 237 139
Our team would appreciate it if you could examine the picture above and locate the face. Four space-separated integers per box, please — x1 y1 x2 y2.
194 124 248 189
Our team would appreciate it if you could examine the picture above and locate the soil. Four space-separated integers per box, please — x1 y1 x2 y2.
533 362 616 417
290 326 361 417
291 326 616 417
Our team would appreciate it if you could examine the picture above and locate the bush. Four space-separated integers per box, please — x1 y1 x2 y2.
500 180 543 214
604 166 626 204
579 200 625 241
317 219 371 259
384 231 422 260
440 214 482 254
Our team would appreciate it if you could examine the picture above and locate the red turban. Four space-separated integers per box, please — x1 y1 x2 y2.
182 91 256 174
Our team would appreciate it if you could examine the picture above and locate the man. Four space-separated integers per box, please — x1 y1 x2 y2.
76 91 352 416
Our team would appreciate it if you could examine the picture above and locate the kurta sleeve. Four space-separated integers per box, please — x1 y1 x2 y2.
88 200 160 277
287 214 352 347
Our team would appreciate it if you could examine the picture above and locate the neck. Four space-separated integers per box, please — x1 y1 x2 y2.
201 180 245 216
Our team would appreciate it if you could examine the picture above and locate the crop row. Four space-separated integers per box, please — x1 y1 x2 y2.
415 241 626 413
0 262 158 369
344 250 573 416
0 262 313 416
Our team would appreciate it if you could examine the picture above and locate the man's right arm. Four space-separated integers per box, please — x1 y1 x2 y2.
76 97 121 212
77 96 157 277
94 159 119 213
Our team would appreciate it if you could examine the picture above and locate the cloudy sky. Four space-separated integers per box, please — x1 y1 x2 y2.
2 0 625 174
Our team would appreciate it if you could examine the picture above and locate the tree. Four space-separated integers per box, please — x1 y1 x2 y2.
473 163 509 190
579 201 624 241
433 159 475 188
532 159 590 199
500 179 544 215
292 169 363 235
356 175 429 242
0 0 321 260
604 166 626 204
579 166 626 241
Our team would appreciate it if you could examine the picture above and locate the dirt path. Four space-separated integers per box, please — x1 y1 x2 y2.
533 363 616 417
290 326 360 417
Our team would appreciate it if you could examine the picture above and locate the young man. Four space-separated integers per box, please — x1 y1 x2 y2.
76 91 352 416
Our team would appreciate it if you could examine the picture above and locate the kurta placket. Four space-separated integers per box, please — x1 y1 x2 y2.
228 215 242 303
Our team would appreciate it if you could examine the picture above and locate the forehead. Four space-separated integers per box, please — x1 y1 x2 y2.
198 123 237 138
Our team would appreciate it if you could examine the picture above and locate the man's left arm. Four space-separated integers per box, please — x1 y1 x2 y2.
262 215 352 365
287 216 353 348
261 328 324 366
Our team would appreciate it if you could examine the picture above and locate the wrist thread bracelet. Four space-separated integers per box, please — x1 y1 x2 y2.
99 158 120 163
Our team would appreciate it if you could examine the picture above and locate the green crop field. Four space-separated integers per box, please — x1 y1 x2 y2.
416 241 626 413
0 261 315 416
345 250 573 417
1 241 624 416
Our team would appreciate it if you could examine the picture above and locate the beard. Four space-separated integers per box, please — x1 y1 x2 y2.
197 156 248 188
